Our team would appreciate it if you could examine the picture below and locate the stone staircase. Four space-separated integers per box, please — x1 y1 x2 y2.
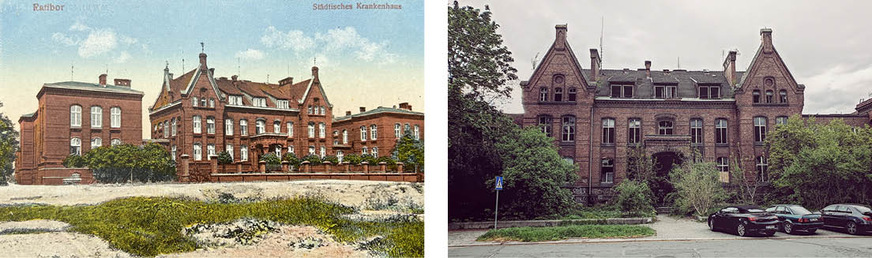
655 206 674 215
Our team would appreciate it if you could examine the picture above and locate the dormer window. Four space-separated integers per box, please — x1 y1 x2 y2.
228 95 244 105
611 84 633 98
654 85 676 99
699 86 720 99
252 97 267 107
276 99 289 109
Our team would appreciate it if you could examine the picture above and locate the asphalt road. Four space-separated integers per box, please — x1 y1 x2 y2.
448 236 872 257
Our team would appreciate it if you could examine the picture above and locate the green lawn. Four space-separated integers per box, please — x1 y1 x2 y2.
477 225 655 242
0 196 423 257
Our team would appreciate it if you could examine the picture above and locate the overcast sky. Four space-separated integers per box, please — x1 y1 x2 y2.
459 0 872 115
0 0 423 139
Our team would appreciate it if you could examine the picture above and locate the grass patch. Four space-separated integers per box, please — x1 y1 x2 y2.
477 225 655 242
0 196 423 257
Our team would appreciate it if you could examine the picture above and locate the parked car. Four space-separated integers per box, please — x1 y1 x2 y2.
765 204 823 234
708 205 779 236
820 204 872 235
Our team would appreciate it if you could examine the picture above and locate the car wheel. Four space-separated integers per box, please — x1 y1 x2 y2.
737 224 746 237
847 221 858 235
708 219 716 231
783 222 793 234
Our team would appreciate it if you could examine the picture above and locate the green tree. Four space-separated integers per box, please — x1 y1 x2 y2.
669 159 728 217
217 151 233 165
343 154 363 165
322 155 339 165
83 143 175 183
448 1 518 100
0 102 19 185
729 156 762 205
626 148 658 191
300 154 321 164
495 128 579 219
611 179 655 217
282 152 300 169
393 130 424 172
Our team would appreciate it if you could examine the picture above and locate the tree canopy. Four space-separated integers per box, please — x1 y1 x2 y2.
393 130 424 172
63 142 175 183
0 101 19 185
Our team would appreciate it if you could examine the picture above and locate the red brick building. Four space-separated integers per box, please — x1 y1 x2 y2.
149 51 334 171
331 102 424 161
518 25 872 203
15 75 144 185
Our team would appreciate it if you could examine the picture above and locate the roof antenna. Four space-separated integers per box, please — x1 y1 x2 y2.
182 58 185 72
71 62 74 81
677 57 680 69
600 16 604 60
200 42 204 53
237 57 241 77
313 56 317 66
267 73 270 84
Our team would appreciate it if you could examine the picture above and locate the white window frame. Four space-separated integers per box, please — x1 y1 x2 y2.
70 137 81 155
241 146 249 161
226 144 234 160
193 143 202 161
111 138 122 146
207 144 216 160
171 145 177 161
370 124 377 140
91 106 102 128
240 120 248 136
70 105 82 127
308 122 315 138
256 120 265 134
225 119 233 136
110 107 121 128
414 125 420 140
206 117 215 134
193 116 202 134
342 129 348 144
319 123 326 138
395 123 401 139
171 118 177 136
287 122 294 137
360 126 367 141
372 147 378 157
320 146 326 158
91 137 101 149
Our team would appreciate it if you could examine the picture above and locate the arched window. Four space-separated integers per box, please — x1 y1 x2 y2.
90 137 102 148
362 147 368 156
70 105 82 127
561 116 575 142
288 145 295 154
372 147 378 157
754 116 767 143
256 119 266 134
342 129 348 144
404 123 411 134
715 119 728 144
240 120 248 136
658 120 674 135
602 118 615 144
539 87 548 102
756 156 768 182
209 98 215 108
360 126 367 141
225 119 233 136
192 116 202 133
568 88 577 102
395 123 402 139
287 122 294 137
779 90 788 103
308 145 316 155
765 90 774 103
193 143 202 161
538 115 553 137
206 117 215 134
414 125 420 140
91 106 102 127
319 123 326 138
370 124 377 140
111 138 122 146
775 116 788 126
307 122 315 138
554 88 563 102
70 137 81 155
273 120 281 133
752 90 761 103
110 107 121 128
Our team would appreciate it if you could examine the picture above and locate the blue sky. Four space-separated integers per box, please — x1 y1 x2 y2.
0 0 424 138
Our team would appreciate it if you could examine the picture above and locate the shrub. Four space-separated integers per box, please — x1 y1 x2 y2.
63 154 87 168
282 152 300 168
217 151 233 165
259 153 281 165
669 160 728 217
322 155 339 164
611 180 655 217
361 154 378 165
301 154 322 164
343 154 363 165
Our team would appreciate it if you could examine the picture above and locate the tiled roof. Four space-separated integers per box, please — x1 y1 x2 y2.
583 69 745 99
333 106 423 122
215 78 313 105
43 81 144 95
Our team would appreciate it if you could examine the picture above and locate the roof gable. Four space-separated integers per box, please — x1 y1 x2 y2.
524 26 592 92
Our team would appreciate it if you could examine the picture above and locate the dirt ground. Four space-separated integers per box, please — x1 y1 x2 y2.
0 180 423 257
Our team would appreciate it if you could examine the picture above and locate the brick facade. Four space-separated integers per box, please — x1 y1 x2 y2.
15 75 144 185
331 103 424 160
518 25 872 204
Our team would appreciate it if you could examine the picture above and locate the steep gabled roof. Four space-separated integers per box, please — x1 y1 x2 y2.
523 25 592 91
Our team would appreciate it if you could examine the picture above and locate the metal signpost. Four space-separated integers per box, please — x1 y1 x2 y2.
494 176 503 229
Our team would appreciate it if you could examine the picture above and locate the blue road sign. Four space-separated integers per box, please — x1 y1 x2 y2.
495 176 503 190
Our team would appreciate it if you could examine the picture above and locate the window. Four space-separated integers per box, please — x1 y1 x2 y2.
554 88 563 101
207 144 216 160
171 118 177 136
370 125 377 140
690 119 703 145
360 126 367 141
206 117 215 134
561 116 575 142
209 98 215 108
110 107 121 128
256 120 266 134
395 123 402 139
362 147 368 156
538 116 553 137
308 122 315 138
70 105 82 127
628 118 641 144
253 98 267 107
756 156 768 182
539 87 548 101
715 119 728 144
779 90 788 103
90 137 101 149
601 159 614 183
699 86 720 99
372 147 378 157
658 120 674 135
274 121 281 133
171 145 177 161
568 88 577 102
193 143 202 161
288 145 295 154
717 157 729 172
342 129 349 144
319 123 326 138
70 137 81 155
752 90 761 103
320 106 325 115
91 106 102 127
320 146 326 157
309 145 316 155
274 145 282 157
611 85 633 98
277 100 289 109
414 125 420 140
287 122 294 137
654 85 677 99
765 90 774 103
754 116 767 143
775 116 788 126
240 120 248 136
307 105 313 114
226 145 234 160
228 95 244 105
225 119 233 136
337 151 344 163
111 138 121 146
602 118 615 144
241 146 248 161
200 97 207 107
405 123 411 134
192 97 198 107
193 116 202 134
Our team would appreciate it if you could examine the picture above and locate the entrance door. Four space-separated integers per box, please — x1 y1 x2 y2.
652 151 683 206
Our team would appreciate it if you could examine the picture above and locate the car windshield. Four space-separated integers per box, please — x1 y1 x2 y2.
747 209 765 213
855 206 872 214
789 206 812 215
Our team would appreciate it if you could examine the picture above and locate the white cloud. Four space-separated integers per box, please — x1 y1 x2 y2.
261 26 314 52
114 51 131 64
51 33 78 46
119 35 138 45
800 65 872 114
78 28 117 58
69 21 90 31
235 48 265 60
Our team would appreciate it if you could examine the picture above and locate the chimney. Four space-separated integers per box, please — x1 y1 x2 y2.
113 78 131 87
554 24 568 50
644 60 652 77
760 28 774 53
345 111 351 116
311 66 319 80
279 77 294 86
399 102 411 111
723 50 737 86
231 75 238 81
98 74 107 86
359 107 366 113
199 52 207 69
590 49 601 81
